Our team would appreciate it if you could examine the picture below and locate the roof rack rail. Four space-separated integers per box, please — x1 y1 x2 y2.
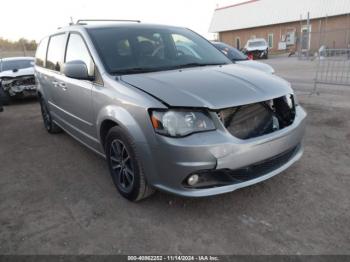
75 19 141 25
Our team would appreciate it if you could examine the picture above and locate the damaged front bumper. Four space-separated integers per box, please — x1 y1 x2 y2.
244 49 268 59
141 105 306 197
1 75 37 97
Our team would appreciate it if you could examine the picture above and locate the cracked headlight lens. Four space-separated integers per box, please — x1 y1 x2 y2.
150 109 216 137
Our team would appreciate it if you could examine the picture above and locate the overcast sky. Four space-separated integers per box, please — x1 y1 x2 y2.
0 0 241 41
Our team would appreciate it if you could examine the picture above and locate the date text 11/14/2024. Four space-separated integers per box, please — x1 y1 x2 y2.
127 255 220 261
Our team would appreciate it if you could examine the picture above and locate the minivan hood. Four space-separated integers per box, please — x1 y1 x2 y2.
236 60 275 74
121 64 292 109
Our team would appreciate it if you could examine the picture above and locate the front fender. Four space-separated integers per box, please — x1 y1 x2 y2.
96 105 149 144
35 68 48 100
96 105 161 184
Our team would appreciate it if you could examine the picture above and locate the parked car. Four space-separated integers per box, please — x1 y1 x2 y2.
0 57 36 104
0 94 3 112
212 42 274 74
35 21 306 201
243 38 269 59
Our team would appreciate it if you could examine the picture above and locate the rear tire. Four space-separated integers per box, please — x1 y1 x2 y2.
39 96 62 134
105 126 155 201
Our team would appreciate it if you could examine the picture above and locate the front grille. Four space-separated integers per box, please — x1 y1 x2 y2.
226 144 299 182
184 144 300 189
12 76 35 86
218 95 296 140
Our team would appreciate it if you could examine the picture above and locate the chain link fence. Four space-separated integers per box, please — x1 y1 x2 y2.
313 48 350 91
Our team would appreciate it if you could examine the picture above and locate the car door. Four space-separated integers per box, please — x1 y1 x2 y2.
55 32 96 144
35 37 52 100
44 33 68 117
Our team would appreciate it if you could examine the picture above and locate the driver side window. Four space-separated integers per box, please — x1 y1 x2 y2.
172 34 200 59
65 33 94 76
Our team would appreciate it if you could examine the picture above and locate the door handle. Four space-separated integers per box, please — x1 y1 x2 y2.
52 81 59 87
58 82 67 90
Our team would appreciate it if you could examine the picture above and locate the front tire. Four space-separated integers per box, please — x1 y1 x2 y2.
105 126 154 201
39 96 62 134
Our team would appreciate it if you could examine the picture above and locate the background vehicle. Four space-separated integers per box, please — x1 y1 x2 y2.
0 94 3 111
35 21 306 202
243 38 269 59
212 41 274 74
0 57 36 104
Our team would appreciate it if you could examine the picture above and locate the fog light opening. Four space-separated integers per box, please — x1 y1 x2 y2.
187 174 199 186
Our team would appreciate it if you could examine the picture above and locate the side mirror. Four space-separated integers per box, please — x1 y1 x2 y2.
64 60 94 81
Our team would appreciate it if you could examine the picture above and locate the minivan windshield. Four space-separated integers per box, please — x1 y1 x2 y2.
0 59 34 72
87 26 231 74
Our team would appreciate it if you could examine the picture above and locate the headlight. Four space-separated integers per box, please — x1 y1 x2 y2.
292 93 299 106
285 93 298 107
150 109 216 137
284 94 294 108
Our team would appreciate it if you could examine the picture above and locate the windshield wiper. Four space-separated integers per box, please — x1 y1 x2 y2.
169 62 227 70
112 67 161 75
112 63 228 75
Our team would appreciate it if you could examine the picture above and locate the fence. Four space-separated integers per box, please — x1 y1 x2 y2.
314 49 350 91
0 48 36 59
298 28 350 59
0 39 37 59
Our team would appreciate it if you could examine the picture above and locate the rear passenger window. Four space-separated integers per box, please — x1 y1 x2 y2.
46 34 66 72
35 37 49 67
65 33 94 76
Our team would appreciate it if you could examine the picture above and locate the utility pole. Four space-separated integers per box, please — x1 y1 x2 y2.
21 40 26 57
347 13 350 47
307 11 310 58
299 14 302 58
325 14 328 49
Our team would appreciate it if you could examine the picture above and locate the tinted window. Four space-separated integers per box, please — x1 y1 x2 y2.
173 34 200 59
248 41 266 47
65 33 94 76
87 27 231 74
0 59 34 72
213 43 247 61
35 37 49 67
46 34 66 72
228 48 248 60
176 44 198 58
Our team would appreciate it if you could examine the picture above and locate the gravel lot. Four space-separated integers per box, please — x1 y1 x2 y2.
0 56 349 255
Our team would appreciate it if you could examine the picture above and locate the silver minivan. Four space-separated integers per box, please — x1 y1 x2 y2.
35 21 306 201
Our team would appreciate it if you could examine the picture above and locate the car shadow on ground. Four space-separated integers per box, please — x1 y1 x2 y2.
5 96 38 105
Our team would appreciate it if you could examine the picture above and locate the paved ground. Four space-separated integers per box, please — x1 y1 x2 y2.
0 57 349 255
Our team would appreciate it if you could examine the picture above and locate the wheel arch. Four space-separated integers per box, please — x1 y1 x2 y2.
100 119 118 150
97 105 149 151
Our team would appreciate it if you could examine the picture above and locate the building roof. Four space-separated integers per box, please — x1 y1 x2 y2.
209 0 350 32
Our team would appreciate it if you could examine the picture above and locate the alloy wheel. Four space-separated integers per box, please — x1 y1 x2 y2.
109 139 135 193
